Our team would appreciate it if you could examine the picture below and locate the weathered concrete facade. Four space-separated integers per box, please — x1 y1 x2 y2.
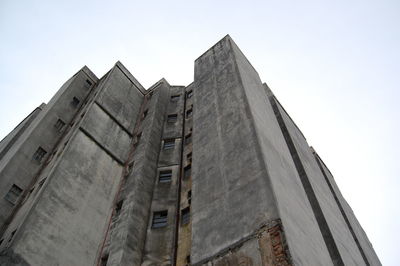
0 35 380 265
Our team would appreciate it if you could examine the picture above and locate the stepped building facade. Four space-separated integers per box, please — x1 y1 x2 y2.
0 36 380 265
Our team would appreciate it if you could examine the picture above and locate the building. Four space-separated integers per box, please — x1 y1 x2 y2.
0 35 380 266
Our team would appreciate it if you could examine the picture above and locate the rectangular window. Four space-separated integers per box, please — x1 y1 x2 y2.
54 119 65 132
187 190 192 205
115 200 123 216
159 170 172 183
181 207 190 225
152 210 168 228
170 95 180 102
4 184 23 205
167 114 178 123
163 139 175 150
186 90 193 99
184 164 191 179
85 79 93 88
187 152 192 163
186 108 193 118
33 147 47 163
71 97 80 107
185 133 192 145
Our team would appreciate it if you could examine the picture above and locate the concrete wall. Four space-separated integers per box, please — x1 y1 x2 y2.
313 150 381 265
106 79 170 266
0 67 98 234
191 36 280 264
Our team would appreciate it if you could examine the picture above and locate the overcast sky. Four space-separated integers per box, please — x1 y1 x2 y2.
1 0 399 264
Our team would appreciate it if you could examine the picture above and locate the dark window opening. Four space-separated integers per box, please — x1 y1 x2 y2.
186 255 191 264
152 210 168 228
33 147 47 163
85 79 93 88
185 133 192 145
141 109 148 121
54 119 65 132
163 139 175 150
8 229 17 242
0 239 3 246
181 207 190 225
187 152 192 163
4 185 23 205
167 114 178 123
186 108 193 118
71 97 80 107
184 164 191 179
186 90 193 99
115 200 123 216
38 178 46 189
187 190 192 205
100 254 109 266
159 170 172 183
171 95 180 102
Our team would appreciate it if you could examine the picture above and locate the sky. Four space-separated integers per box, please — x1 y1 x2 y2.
0 0 399 264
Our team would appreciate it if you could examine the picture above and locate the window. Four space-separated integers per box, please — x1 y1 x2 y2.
187 190 192 205
186 90 193 99
184 164 191 179
186 255 191 264
85 79 93 88
134 132 142 147
4 185 23 205
186 108 193 118
33 147 47 163
152 210 168 228
141 109 148 121
170 95 180 102
54 119 65 132
185 133 192 145
181 207 190 225
159 170 172 183
115 200 123 216
38 178 46 188
167 114 178 123
163 139 175 150
187 152 192 163
4 184 23 205
71 97 80 107
100 254 109 266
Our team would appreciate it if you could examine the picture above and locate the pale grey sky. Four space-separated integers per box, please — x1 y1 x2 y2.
1 0 399 264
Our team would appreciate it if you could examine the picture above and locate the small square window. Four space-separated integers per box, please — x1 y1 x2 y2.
4 184 23 205
33 147 47 163
184 165 191 179
85 79 93 88
185 133 192 145
152 210 168 228
167 114 178 123
54 119 65 132
181 207 190 225
186 90 193 99
159 170 172 183
186 108 193 118
71 97 80 107
170 95 180 102
163 139 175 150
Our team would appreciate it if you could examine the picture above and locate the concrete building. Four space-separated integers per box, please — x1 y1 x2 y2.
0 35 380 266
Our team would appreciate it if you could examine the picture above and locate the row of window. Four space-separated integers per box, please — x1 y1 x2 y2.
157 164 191 184
169 89 193 102
166 108 193 123
162 134 192 150
151 205 191 229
